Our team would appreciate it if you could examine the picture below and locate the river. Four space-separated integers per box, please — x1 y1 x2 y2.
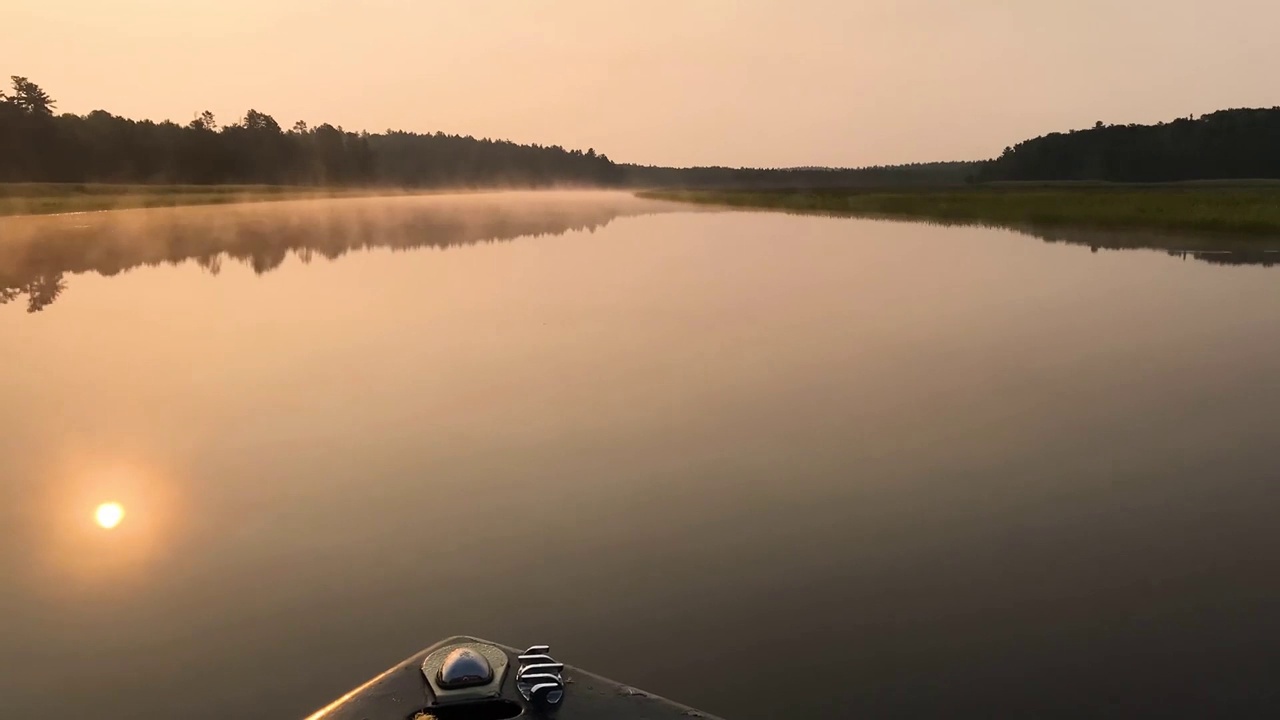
1 191 1277 718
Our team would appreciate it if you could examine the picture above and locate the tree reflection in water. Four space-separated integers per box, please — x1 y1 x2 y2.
4 196 1279 313
1029 224 1280 268
0 193 665 312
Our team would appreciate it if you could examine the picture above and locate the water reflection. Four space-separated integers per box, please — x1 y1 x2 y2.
0 192 666 312
1018 224 1280 268
95 502 125 530
4 199 1279 720
5 199 1279 313
25 461 182 596
1167 249 1280 266
725 209 1280 270
0 272 67 313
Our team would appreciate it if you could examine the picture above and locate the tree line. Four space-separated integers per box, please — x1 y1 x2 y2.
0 76 977 188
13 75 1273 187
625 161 978 188
0 77 619 186
980 109 1280 182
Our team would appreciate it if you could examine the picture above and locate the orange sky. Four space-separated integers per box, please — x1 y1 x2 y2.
5 0 1278 167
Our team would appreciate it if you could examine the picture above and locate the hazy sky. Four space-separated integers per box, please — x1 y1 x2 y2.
5 0 1278 167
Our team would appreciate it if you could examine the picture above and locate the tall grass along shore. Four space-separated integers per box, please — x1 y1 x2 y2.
0 183 399 217
638 185 1280 236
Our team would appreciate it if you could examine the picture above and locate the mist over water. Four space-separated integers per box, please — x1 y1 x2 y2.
2 192 1278 719
0 191 673 311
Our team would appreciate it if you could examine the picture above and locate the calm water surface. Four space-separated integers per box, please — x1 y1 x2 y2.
2 192 1278 718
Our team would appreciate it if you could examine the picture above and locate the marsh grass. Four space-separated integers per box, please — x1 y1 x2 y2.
639 186 1280 236
0 183 398 216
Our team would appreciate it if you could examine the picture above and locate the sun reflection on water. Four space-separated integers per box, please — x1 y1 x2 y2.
26 459 185 593
94 501 125 529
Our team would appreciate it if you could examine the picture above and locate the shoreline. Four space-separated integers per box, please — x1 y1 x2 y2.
638 186 1280 237
0 184 442 217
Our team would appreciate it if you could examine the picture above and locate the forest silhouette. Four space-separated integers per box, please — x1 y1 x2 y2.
980 111 1280 182
0 76 973 189
7 76 1280 189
